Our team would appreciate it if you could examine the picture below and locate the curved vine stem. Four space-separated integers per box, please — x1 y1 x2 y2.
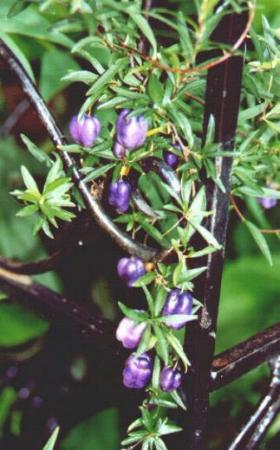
0 38 157 262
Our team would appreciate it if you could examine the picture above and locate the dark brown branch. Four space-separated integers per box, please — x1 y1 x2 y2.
0 267 122 364
211 323 280 391
182 10 248 450
0 39 157 262
228 356 280 450
0 251 64 275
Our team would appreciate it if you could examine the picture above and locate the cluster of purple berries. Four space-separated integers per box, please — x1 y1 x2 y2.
116 276 193 390
122 353 182 392
69 110 182 215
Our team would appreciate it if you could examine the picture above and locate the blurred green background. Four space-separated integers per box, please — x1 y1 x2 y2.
0 1 280 449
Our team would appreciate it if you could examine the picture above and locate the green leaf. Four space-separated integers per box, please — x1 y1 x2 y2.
245 221 273 266
170 391 187 410
82 163 115 183
147 75 164 105
154 286 167 317
177 11 193 60
20 166 39 193
151 355 161 389
0 302 48 347
177 266 207 283
0 32 35 81
159 314 197 327
153 324 169 365
132 272 156 287
137 325 153 354
118 302 148 322
166 333 190 371
7 0 29 18
1 7 73 48
189 221 221 249
128 9 157 56
137 216 170 248
86 58 128 97
16 204 38 217
62 70 98 85
21 134 50 164
62 409 119 450
42 427 59 450
40 49 80 101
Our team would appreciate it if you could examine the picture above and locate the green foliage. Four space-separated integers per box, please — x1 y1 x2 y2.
61 409 119 450
12 158 75 238
0 1 280 450
42 427 59 450
0 302 48 347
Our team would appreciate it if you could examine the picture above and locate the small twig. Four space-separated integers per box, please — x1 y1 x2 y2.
230 195 280 234
0 98 29 137
184 92 205 106
260 228 280 234
117 2 254 76
0 250 65 275
230 194 246 221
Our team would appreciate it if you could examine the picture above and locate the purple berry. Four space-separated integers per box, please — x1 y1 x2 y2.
108 180 132 213
258 197 277 209
162 289 193 329
4 366 18 381
18 386 31 400
32 396 44 409
116 109 148 150
163 150 180 169
117 256 146 287
123 353 152 389
160 367 182 392
116 315 146 349
46 417 59 434
113 141 126 159
69 114 101 147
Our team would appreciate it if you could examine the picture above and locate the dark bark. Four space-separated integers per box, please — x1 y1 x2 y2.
182 10 248 450
211 323 280 391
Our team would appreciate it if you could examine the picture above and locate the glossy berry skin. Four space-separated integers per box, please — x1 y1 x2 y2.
160 367 182 392
116 315 146 349
258 197 277 209
162 289 193 329
116 109 148 151
163 150 180 169
113 141 126 159
117 256 146 287
108 180 132 213
123 353 152 389
69 114 101 147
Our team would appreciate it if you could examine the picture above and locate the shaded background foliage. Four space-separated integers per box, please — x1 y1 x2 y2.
0 1 279 449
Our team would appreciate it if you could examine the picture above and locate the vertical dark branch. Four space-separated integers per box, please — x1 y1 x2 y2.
182 10 248 450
